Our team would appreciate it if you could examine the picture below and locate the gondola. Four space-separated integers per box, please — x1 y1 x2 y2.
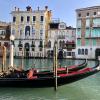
31 59 87 76
0 60 99 88
13 59 87 77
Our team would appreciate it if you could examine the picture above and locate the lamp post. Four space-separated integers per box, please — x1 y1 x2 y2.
9 35 15 68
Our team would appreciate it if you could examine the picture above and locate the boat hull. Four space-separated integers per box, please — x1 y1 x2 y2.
0 69 98 88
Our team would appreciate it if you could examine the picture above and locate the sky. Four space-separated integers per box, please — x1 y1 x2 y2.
0 0 100 27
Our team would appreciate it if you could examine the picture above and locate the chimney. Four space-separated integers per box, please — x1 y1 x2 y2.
26 6 32 11
18 8 20 11
15 7 16 11
45 6 48 10
38 6 39 11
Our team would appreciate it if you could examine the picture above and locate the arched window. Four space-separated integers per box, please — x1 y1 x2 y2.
85 49 88 55
31 41 35 48
20 29 23 37
78 49 81 55
25 26 30 36
13 16 16 22
18 41 23 47
82 49 84 55
48 40 51 48
39 41 43 48
59 41 62 48
62 40 65 48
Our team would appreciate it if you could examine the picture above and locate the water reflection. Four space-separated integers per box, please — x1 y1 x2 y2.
13 58 84 69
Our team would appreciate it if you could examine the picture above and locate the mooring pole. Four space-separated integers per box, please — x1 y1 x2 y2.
21 48 24 70
54 41 58 91
9 35 15 69
3 46 6 72
1 46 4 72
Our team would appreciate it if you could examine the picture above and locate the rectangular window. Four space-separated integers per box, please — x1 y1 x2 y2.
85 29 90 37
78 13 81 17
92 39 96 46
85 39 89 46
13 16 16 22
77 29 81 37
77 39 81 46
72 52 75 57
93 18 100 25
33 16 36 22
86 19 90 27
21 16 24 22
87 13 89 16
67 52 71 56
20 30 23 37
27 16 30 22
78 49 81 55
98 28 100 37
77 20 81 28
32 48 35 51
92 29 98 37
40 30 43 35
32 27 35 36
41 16 44 21
94 12 96 15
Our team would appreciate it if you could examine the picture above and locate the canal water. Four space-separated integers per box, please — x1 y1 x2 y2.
0 59 100 100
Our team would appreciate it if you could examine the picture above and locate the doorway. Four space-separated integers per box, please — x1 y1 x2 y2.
95 48 100 59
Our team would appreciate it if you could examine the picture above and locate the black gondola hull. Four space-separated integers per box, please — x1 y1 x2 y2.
0 69 99 88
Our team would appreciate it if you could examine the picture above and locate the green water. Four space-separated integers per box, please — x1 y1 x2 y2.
0 59 100 100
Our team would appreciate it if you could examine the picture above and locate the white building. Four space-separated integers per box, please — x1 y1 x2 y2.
47 21 76 58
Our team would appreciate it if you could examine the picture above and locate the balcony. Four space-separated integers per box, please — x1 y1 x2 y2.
93 24 100 28
77 35 81 38
66 41 76 50
58 35 65 39
50 18 60 23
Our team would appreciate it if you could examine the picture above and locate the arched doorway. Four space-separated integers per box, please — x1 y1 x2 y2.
50 50 54 58
95 48 100 59
24 43 30 57
58 50 63 59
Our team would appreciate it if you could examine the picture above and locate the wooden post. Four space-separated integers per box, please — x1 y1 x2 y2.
9 35 15 69
2 46 4 72
21 48 24 70
10 43 14 68
54 41 58 91
1 46 6 72
3 46 6 72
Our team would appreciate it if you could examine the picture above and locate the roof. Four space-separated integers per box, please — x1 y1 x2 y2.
76 6 100 12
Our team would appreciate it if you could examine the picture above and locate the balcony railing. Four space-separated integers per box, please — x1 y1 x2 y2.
50 18 60 23
58 35 65 39
93 24 100 27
